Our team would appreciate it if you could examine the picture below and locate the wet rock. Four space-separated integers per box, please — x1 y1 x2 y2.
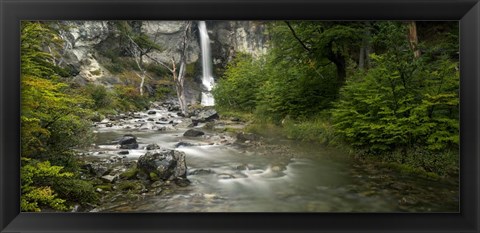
147 110 157 115
118 134 139 149
175 141 196 148
218 173 235 179
183 129 205 137
118 150 129 155
106 123 113 127
189 169 214 175
146 144 161 150
175 178 191 187
137 149 188 181
168 106 180 111
175 118 196 128
157 120 172 124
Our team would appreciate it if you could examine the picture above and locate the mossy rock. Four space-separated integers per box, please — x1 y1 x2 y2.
149 172 159 182
120 167 139 180
95 184 114 191
117 181 144 191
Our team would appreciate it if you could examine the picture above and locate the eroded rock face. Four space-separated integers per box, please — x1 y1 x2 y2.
56 21 269 104
137 149 188 181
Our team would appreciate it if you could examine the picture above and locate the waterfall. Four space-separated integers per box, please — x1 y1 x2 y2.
198 21 215 106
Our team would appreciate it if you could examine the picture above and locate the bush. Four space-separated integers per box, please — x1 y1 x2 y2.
212 53 265 113
20 158 73 212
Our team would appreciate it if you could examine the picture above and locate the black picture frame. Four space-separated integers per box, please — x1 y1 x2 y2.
1 0 479 232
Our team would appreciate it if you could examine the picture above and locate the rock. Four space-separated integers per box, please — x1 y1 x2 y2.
137 149 188 181
189 169 214 175
154 188 163 195
146 144 161 150
236 132 259 143
106 123 113 127
147 110 157 115
151 180 164 188
175 141 196 148
85 163 109 177
101 175 118 183
183 129 205 137
191 109 219 123
118 150 129 155
218 173 236 179
118 134 139 149
175 178 191 187
168 106 180 111
147 118 155 122
175 118 196 128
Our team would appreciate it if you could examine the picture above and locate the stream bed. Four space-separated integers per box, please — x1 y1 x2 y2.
82 105 459 212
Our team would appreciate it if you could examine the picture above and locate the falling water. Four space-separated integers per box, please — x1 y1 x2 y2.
198 21 215 106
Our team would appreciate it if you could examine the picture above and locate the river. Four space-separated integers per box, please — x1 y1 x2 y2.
84 105 459 212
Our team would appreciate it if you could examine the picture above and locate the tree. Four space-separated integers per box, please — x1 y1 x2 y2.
281 21 363 85
116 21 163 96
21 21 98 211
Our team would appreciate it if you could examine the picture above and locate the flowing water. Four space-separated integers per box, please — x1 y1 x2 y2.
87 108 459 213
198 21 215 106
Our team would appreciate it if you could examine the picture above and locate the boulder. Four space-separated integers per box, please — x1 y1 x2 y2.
118 134 139 149
137 149 188 181
183 129 205 137
84 163 109 177
146 144 161 150
147 110 157 115
191 109 219 123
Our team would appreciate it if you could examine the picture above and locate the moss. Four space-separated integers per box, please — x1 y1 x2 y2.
120 167 139 180
95 184 113 191
149 172 159 181
117 181 144 191
90 69 102 76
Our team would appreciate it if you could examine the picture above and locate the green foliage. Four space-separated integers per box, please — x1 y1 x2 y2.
213 53 265 112
53 178 99 205
20 158 73 212
81 84 115 110
282 113 338 145
113 85 150 111
21 22 99 211
332 22 459 173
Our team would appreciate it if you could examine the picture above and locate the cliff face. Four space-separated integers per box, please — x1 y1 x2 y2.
58 21 268 86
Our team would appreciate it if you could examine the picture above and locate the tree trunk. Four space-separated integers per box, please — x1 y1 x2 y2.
359 46 365 70
333 55 346 85
171 60 187 114
407 21 421 58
